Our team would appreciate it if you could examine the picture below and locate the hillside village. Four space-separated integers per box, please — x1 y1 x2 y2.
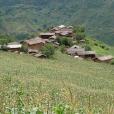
0 25 113 63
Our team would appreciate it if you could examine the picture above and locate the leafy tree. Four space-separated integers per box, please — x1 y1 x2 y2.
57 37 73 46
0 34 15 45
73 26 86 43
41 43 55 58
85 45 92 51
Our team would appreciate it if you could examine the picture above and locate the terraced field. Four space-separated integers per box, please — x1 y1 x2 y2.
0 51 114 113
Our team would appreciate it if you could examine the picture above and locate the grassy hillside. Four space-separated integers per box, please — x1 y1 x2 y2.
0 51 114 113
86 37 114 56
0 0 114 45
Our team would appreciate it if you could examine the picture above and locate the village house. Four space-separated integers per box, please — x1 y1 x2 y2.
77 51 96 59
50 25 73 37
39 32 55 39
94 55 113 63
67 45 96 59
67 45 85 56
6 42 22 52
22 37 48 53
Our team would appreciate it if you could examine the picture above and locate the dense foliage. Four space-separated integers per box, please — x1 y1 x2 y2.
0 34 15 45
41 43 55 58
57 37 73 47
0 0 114 45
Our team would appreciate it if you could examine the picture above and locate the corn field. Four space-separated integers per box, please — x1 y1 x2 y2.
0 51 114 114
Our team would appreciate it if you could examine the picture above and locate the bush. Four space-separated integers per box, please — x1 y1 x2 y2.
41 44 55 58
20 45 28 53
60 45 66 53
1 45 8 51
0 34 15 45
100 45 105 49
111 60 114 65
94 42 98 46
74 26 85 33
85 45 92 51
75 32 86 42
57 37 73 46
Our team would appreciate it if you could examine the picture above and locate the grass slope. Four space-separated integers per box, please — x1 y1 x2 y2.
86 37 114 56
0 51 114 113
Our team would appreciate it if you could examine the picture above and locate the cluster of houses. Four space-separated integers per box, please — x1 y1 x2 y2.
67 45 113 63
1 25 73 57
0 25 113 63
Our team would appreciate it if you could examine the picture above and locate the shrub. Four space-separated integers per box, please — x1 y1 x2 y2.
75 32 86 42
60 45 66 53
100 45 105 49
53 104 65 114
0 34 15 45
94 42 98 46
57 37 73 46
105 47 109 50
20 45 28 53
85 45 92 51
1 45 8 51
74 26 85 33
111 60 114 65
41 43 55 58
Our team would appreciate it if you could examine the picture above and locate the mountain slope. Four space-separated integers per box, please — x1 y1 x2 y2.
0 0 114 45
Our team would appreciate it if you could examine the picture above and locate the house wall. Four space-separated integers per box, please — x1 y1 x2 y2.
85 54 96 59
8 48 20 52
22 42 44 51
28 43 44 50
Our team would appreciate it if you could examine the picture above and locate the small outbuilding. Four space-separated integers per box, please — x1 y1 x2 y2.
67 45 96 59
6 42 22 52
94 55 113 63
77 51 96 59
67 45 85 56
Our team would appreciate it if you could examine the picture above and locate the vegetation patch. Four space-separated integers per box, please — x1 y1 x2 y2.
0 52 114 114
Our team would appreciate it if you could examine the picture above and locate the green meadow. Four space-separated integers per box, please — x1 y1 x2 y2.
0 51 114 114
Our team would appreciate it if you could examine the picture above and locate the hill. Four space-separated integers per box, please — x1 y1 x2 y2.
0 0 114 45
85 36 114 56
0 51 114 113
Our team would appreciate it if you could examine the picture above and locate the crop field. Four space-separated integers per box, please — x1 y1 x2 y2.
0 51 114 114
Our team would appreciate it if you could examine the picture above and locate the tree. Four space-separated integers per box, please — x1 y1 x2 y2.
73 26 86 43
57 37 73 46
41 44 55 58
0 34 15 45
85 45 92 51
